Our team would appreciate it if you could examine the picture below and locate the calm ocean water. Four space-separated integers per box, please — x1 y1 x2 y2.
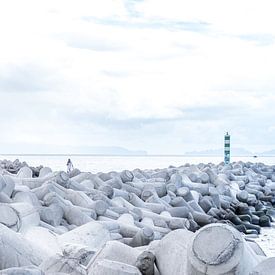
1 155 275 173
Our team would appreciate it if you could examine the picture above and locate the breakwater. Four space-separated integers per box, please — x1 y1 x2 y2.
0 158 275 274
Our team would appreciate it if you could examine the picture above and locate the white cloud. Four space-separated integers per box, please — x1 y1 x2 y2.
0 0 274 153
135 0 275 34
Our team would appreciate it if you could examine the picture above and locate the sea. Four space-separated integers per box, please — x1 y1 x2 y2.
1 154 275 256
1 154 275 173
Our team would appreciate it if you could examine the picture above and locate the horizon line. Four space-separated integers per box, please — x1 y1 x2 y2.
1 153 275 157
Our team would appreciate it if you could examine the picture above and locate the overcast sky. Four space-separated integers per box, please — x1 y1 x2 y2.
0 0 275 154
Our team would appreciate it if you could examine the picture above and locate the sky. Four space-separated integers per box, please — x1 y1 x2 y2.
0 0 275 154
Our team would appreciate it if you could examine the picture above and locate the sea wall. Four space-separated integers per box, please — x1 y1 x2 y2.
0 159 275 274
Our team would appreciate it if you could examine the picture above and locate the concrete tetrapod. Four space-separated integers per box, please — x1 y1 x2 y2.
17 166 33 178
23 226 61 259
39 244 95 275
87 240 141 273
58 221 111 251
129 227 155 247
2 158 275 273
0 266 44 275
39 203 64 227
187 223 262 275
154 228 194 275
249 257 275 275
38 167 52 178
7 171 69 189
0 224 43 269
0 174 15 197
135 251 156 275
89 259 142 275
0 202 40 233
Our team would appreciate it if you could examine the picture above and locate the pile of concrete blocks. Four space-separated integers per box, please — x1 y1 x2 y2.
0 160 275 274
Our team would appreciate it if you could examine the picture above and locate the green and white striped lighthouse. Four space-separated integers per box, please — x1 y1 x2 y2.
224 132 230 164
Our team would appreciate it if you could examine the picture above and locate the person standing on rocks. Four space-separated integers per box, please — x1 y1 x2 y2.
66 158 74 173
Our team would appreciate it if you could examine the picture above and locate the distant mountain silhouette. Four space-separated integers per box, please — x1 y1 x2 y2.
81 146 147 155
185 148 252 156
258 149 275 156
0 143 147 155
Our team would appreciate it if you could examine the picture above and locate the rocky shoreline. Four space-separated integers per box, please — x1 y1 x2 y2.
1 158 275 274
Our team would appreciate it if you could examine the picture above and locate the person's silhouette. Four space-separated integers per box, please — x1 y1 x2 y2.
67 158 74 173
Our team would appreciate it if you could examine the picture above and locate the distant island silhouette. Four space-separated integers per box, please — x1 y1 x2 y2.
185 148 275 156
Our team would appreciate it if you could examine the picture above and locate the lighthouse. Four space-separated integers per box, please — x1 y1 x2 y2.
224 132 230 164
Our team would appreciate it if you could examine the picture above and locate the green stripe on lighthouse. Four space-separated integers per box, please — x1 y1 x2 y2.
224 132 230 164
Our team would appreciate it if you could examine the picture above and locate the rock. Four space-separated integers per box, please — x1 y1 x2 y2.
0 175 15 196
23 226 61 259
39 167 52 178
0 203 40 233
17 167 33 179
39 244 95 275
0 266 44 275
187 223 261 274
120 170 134 183
39 253 87 275
69 168 81 178
88 259 142 275
39 203 64 227
246 239 266 256
0 224 43 269
259 215 271 227
9 203 40 233
58 221 111 250
87 241 140 271
250 257 275 275
129 227 154 247
154 229 194 275
135 251 156 275
13 191 41 207
1 158 275 273
0 204 19 230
